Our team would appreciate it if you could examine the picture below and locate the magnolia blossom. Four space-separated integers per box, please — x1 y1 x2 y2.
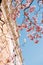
26 0 32 7
11 0 43 44
29 6 36 12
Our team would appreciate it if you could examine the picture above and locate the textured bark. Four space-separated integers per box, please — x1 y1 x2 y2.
0 0 23 65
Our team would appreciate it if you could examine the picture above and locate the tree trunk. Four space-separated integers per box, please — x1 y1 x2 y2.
0 0 23 65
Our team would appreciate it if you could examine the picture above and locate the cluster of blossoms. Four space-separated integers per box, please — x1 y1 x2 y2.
11 0 43 43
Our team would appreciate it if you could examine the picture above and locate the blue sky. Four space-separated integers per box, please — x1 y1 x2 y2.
16 0 43 65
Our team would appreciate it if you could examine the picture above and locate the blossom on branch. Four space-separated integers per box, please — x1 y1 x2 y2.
11 0 43 43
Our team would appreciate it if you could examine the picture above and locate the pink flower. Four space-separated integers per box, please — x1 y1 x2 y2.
34 40 39 43
26 0 32 3
26 0 32 7
29 6 35 12
27 34 34 40
24 12 28 16
36 25 42 32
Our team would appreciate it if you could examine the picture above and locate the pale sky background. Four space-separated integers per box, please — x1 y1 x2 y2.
16 0 43 65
